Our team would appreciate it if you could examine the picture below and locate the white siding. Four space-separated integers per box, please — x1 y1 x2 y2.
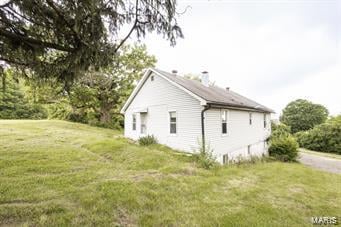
124 72 202 152
205 109 271 163
123 72 271 163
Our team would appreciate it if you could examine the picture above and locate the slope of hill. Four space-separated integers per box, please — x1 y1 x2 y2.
0 120 340 226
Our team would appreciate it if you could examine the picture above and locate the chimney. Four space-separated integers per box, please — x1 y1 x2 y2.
201 71 209 87
171 70 178 75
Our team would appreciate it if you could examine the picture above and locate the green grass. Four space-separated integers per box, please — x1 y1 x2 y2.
299 148 341 160
1 120 340 226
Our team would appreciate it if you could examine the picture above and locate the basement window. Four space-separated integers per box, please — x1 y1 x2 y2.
169 111 177 134
221 110 228 134
132 114 136 131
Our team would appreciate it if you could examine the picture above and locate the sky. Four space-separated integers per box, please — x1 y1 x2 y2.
135 0 340 117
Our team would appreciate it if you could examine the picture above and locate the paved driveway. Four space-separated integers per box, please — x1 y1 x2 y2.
298 152 341 174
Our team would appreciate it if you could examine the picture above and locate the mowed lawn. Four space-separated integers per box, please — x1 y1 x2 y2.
0 120 340 226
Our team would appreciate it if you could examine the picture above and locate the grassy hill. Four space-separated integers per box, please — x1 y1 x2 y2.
0 120 340 226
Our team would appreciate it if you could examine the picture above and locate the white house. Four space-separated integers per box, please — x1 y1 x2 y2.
120 68 274 164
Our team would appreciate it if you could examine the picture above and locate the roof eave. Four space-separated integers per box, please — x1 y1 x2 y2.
207 101 274 113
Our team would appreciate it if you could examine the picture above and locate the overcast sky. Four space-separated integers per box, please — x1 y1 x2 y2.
139 0 340 117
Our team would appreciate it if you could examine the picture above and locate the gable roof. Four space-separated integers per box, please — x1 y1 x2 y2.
121 68 274 114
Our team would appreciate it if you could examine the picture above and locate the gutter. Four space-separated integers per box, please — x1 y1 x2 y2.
201 104 211 152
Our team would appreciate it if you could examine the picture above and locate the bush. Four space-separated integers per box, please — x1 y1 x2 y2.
270 122 291 139
47 100 72 120
0 102 47 119
194 142 217 169
295 119 341 154
269 135 299 162
138 135 158 146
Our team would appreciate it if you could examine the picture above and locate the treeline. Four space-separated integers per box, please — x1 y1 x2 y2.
271 99 340 156
0 44 156 129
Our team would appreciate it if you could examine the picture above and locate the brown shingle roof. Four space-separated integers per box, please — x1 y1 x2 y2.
154 69 274 113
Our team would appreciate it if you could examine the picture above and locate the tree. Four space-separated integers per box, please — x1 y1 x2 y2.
69 44 156 127
0 0 182 84
280 99 329 133
0 69 47 119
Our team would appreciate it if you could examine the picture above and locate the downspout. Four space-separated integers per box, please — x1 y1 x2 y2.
201 104 211 152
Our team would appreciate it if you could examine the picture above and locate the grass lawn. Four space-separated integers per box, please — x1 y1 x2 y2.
299 148 341 160
0 120 340 226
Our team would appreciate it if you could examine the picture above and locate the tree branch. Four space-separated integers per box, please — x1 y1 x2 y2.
114 0 139 53
0 56 30 66
45 0 81 43
0 29 73 52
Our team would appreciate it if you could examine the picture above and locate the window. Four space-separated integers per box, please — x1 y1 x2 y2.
132 114 136 131
221 110 228 134
223 154 229 164
263 114 267 128
249 112 253 125
151 75 154 81
140 113 147 134
169 111 177 134
247 145 251 155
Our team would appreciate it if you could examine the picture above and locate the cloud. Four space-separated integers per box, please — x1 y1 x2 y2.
141 0 340 115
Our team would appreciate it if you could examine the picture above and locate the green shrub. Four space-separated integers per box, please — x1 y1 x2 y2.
0 71 47 119
194 142 217 169
270 122 291 139
47 100 72 120
138 135 158 146
269 135 299 162
295 119 341 154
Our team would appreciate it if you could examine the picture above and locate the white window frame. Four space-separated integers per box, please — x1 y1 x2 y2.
249 112 253 125
140 113 147 134
221 109 229 136
263 114 267 129
132 114 136 131
169 111 177 135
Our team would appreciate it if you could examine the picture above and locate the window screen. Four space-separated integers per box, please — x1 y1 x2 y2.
132 114 136 131
169 111 177 134
221 110 228 134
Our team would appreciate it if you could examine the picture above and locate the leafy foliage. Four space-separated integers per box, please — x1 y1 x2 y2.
194 141 217 169
68 44 156 128
46 99 72 120
138 135 158 146
269 135 299 162
269 121 298 162
280 99 329 133
0 69 47 119
270 122 291 139
0 0 182 83
295 117 341 154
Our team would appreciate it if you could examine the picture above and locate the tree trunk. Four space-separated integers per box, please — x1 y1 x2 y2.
100 108 112 124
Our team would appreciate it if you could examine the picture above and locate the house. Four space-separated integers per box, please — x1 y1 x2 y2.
120 68 274 164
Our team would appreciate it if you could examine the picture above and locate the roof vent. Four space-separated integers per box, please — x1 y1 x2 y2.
226 87 230 91
171 70 178 75
201 71 209 87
